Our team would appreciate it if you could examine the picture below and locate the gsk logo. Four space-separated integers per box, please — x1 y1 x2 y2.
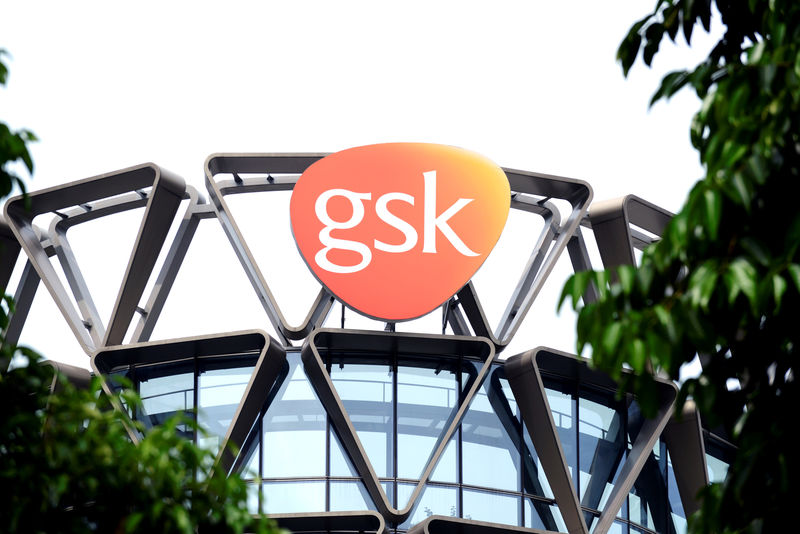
290 143 510 322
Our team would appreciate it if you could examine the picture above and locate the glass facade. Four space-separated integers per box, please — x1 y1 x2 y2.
112 349 712 534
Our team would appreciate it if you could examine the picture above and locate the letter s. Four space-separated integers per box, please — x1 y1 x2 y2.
374 192 417 253
314 189 372 274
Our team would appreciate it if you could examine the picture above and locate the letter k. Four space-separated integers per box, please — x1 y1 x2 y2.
422 170 479 256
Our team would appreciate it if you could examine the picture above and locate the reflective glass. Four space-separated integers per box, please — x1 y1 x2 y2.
381 481 394 509
198 363 253 454
247 483 260 514
397 362 458 482
579 395 625 514
667 451 687 534
706 453 729 483
139 371 193 433
430 436 457 483
399 483 458 530
242 439 259 480
544 386 577 488
490 369 552 499
330 480 373 511
704 434 734 485
524 498 566 532
462 489 520 525
331 363 394 478
262 481 325 513
263 358 326 477
330 427 360 477
462 372 519 492
629 439 668 532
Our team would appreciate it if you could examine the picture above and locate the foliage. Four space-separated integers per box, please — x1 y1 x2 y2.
0 352 280 534
0 50 280 534
561 0 799 532
0 48 36 199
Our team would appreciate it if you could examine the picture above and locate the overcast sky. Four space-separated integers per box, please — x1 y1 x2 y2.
1 2 719 369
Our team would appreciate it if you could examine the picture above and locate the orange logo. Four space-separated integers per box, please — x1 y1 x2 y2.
290 143 510 321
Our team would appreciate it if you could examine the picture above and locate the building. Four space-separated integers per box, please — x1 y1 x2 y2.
1 153 733 534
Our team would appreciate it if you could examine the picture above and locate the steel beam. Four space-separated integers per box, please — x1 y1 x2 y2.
301 329 495 523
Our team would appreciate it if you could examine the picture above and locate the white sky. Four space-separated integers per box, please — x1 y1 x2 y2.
1 2 718 370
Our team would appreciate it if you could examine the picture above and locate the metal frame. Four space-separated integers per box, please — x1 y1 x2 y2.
661 400 708 516
270 510 386 534
4 163 187 353
408 515 550 534
588 194 673 269
505 347 677 534
0 217 41 353
91 329 286 475
447 169 593 353
205 154 334 346
0 159 730 534
301 329 495 523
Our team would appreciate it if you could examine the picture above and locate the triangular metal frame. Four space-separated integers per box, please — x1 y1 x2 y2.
588 194 673 270
662 400 709 517
90 329 287 475
4 163 189 354
205 154 334 346
0 217 40 355
301 329 495 523
448 169 592 353
505 347 677 534
408 515 552 534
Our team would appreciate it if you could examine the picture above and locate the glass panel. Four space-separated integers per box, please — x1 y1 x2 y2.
399 484 458 530
430 436 457 483
579 394 626 516
462 489 520 525
544 385 577 489
138 370 194 435
667 451 688 534
462 368 520 492
262 481 325 513
524 498 566 532
247 483 261 514
609 520 630 534
197 363 253 454
704 435 734 484
629 438 668 532
330 427 360 477
331 362 394 478
706 454 728 484
330 480 373 511
490 368 552 500
242 438 260 480
381 481 394 509
397 362 459 482
263 358 326 477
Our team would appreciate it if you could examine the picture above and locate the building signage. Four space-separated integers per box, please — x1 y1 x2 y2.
290 143 510 321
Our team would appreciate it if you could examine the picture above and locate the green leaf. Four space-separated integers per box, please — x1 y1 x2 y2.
703 187 722 239
650 70 691 106
772 274 787 311
618 18 648 76
726 258 758 309
643 23 665 66
787 264 800 293
689 262 719 310
617 265 635 294
0 48 8 86
630 338 647 371
601 321 623 354
741 237 771 266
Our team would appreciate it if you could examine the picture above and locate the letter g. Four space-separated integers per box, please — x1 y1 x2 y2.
314 189 372 273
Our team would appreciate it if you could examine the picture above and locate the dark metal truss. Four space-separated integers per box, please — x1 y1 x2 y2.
0 158 724 534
